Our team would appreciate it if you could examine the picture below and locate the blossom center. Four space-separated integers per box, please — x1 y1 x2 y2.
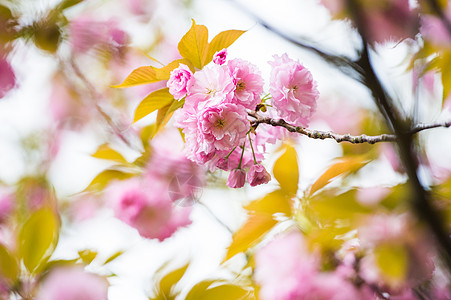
236 80 246 91
214 118 226 128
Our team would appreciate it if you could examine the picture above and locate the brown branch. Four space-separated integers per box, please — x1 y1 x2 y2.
249 111 451 144
348 0 451 273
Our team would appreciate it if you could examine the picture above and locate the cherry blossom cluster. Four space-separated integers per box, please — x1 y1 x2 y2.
167 49 320 188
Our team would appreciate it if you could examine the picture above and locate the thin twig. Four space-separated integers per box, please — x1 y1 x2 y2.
224 0 362 80
67 58 135 149
248 111 451 144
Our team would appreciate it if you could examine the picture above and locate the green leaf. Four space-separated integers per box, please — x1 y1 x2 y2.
203 30 245 66
224 213 277 262
308 155 369 197
158 263 189 298
0 244 18 281
112 66 159 88
19 208 59 273
85 169 135 192
91 144 128 164
374 244 408 284
78 249 97 265
273 144 299 196
134 88 174 123
178 20 209 69
245 189 292 217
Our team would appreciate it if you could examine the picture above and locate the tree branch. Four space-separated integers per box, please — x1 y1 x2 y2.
248 111 451 144
348 0 451 272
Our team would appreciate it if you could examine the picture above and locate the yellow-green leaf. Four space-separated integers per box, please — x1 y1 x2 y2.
178 20 208 69
78 249 97 265
155 99 185 131
203 30 245 66
0 244 18 281
308 155 369 197
155 59 195 80
273 144 299 196
85 169 135 192
309 189 371 222
224 213 277 262
112 66 159 88
185 280 216 300
91 144 128 164
440 53 451 101
134 88 174 123
158 263 189 298
374 244 408 284
19 208 59 273
194 284 251 300
245 189 292 217
104 250 124 265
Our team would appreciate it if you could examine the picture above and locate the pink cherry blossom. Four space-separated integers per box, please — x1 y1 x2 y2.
0 56 16 98
213 48 227 65
36 267 108 300
167 63 193 100
176 103 249 164
269 54 319 127
247 164 271 186
185 64 235 110
227 58 264 110
227 169 246 188
106 178 191 241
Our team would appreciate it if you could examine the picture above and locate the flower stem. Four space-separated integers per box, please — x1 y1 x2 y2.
237 142 246 169
248 134 257 164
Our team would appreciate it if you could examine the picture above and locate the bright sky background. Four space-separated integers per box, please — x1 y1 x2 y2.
2 0 451 299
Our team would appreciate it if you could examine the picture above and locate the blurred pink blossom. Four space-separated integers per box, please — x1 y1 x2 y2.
213 48 227 65
145 129 205 203
107 178 191 241
69 17 128 57
247 164 271 187
255 231 318 300
167 63 193 100
269 54 319 127
227 169 246 188
312 97 363 135
421 6 451 47
227 58 264 110
0 190 13 224
364 0 418 44
356 186 391 206
36 267 108 300
0 56 16 98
